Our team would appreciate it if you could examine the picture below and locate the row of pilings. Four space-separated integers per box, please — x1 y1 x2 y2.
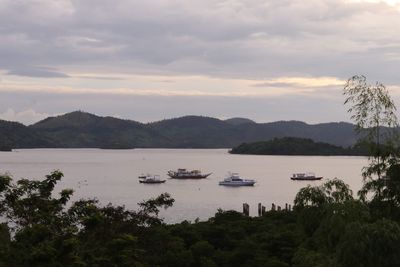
242 203 292 216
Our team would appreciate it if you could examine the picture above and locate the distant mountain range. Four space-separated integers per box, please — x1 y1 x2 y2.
0 111 359 149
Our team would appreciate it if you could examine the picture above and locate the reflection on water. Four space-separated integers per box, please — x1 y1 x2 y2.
0 149 367 223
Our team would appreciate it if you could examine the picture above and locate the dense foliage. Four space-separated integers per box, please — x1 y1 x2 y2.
0 111 358 149
2 170 400 266
229 137 368 156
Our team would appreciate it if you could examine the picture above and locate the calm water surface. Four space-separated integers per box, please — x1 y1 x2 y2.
0 149 367 223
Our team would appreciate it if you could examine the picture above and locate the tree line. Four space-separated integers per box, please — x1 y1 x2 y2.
229 137 369 156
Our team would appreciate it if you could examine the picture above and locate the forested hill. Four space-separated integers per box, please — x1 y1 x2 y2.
0 119 56 150
0 111 359 149
230 137 368 156
148 117 357 148
30 111 171 148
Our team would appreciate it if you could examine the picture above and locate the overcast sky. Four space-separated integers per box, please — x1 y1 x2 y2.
1 0 400 125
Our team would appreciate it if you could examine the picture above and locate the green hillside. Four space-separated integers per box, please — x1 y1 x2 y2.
0 111 361 149
230 137 368 156
31 111 171 148
0 119 55 149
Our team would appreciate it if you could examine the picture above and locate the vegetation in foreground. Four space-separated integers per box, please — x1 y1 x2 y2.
1 169 400 267
229 137 369 156
1 75 400 266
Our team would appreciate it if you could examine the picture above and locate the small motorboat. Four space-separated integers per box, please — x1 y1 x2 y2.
290 172 322 181
219 173 256 186
139 174 166 184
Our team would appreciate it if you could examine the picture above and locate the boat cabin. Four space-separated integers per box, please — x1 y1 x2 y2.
292 172 316 178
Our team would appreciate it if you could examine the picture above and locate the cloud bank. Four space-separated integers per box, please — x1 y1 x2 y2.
1 0 400 123
0 0 399 81
0 108 49 125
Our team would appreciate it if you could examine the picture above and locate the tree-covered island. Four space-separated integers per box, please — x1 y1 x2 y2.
229 137 368 156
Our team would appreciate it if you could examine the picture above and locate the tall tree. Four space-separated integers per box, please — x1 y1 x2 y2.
343 75 399 200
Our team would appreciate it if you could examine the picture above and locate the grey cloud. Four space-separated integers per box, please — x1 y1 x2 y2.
0 0 400 82
7 66 69 78
75 75 126 81
252 82 303 88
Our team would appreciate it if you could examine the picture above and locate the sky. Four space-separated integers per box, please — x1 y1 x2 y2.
1 0 400 125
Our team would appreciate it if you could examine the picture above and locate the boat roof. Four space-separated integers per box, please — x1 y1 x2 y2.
292 172 317 178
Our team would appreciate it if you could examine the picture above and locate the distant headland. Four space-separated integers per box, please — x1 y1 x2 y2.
229 137 368 156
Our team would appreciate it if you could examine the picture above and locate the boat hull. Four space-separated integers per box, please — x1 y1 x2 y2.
219 181 255 186
168 173 211 179
290 177 322 181
139 180 166 184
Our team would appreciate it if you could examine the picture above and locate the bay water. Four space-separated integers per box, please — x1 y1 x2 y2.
0 149 367 223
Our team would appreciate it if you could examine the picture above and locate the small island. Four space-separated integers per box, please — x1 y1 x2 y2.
99 142 135 149
229 137 368 156
0 144 12 152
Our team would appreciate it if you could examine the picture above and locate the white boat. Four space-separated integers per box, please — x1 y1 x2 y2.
139 174 166 184
218 173 256 186
290 172 322 181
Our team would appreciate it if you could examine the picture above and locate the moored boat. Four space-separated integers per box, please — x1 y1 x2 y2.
139 174 166 184
167 169 211 179
218 173 256 186
290 172 322 181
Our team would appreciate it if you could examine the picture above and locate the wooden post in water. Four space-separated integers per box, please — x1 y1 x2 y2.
285 203 288 211
243 203 250 216
262 205 266 215
271 203 276 211
277 206 281 211
289 204 292 211
258 203 262 216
